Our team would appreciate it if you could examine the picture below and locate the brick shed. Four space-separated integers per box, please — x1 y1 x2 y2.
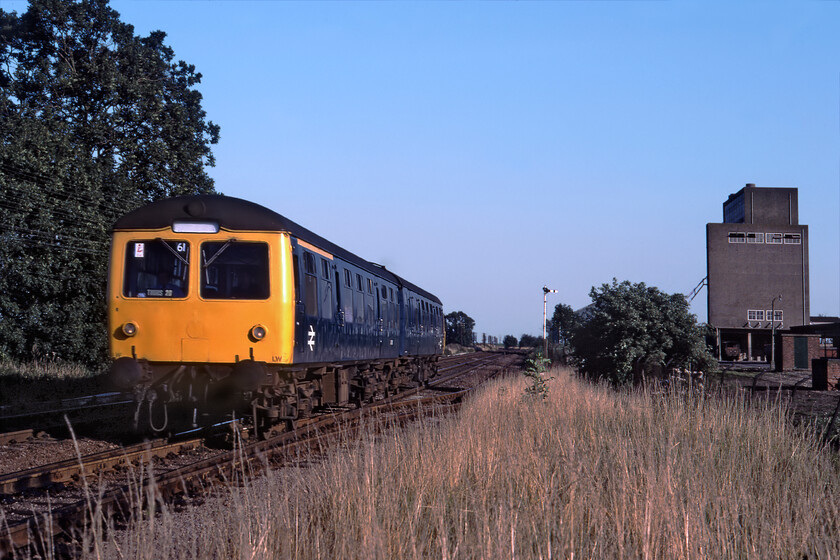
775 332 820 371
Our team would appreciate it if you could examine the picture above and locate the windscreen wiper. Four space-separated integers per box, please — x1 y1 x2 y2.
202 238 237 268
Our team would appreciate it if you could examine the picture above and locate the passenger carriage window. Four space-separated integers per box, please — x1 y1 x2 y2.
303 252 316 275
344 269 352 288
123 240 189 298
321 258 330 279
200 241 269 300
356 273 363 292
367 278 373 295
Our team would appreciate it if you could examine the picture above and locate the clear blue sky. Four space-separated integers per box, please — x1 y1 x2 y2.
8 0 839 339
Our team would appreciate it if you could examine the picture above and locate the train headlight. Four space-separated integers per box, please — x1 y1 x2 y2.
250 325 267 341
122 322 138 337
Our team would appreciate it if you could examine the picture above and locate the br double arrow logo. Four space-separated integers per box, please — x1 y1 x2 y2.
307 325 316 351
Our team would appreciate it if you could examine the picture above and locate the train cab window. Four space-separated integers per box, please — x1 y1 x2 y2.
200 241 269 300
123 240 189 298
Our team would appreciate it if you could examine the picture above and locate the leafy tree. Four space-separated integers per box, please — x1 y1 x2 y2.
0 0 219 363
503 335 518 349
570 279 715 385
518 334 544 349
445 311 475 347
549 302 580 346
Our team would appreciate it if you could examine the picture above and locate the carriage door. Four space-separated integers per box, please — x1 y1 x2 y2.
376 284 386 357
335 270 347 356
409 297 420 355
291 250 307 358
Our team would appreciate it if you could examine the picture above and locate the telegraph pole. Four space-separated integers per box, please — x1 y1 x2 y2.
543 286 557 358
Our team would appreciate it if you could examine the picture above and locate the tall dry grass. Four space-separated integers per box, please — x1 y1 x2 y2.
88 369 840 559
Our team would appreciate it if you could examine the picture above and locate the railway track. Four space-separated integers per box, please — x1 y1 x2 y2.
0 392 134 436
0 350 523 558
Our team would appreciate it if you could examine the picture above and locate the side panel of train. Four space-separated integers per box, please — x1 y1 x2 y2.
290 238 444 363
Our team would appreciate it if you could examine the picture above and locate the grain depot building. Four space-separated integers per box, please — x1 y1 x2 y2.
706 184 810 366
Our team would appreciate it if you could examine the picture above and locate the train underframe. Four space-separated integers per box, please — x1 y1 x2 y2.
115 356 439 434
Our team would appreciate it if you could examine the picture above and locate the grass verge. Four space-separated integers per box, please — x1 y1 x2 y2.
21 368 840 559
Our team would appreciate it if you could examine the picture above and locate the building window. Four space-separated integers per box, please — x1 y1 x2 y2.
747 310 765 321
783 233 801 245
746 232 764 243
728 232 746 243
766 233 783 244
766 310 783 322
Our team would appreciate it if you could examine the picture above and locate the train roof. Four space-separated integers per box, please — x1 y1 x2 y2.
112 195 442 305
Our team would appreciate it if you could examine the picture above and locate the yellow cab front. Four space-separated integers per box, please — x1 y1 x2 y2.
108 228 295 367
